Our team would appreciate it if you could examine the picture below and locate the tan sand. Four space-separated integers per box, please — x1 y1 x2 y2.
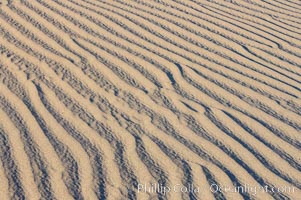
0 0 300 199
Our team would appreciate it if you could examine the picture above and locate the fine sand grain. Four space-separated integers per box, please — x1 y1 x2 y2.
0 0 300 199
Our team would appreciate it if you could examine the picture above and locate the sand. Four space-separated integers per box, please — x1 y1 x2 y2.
0 0 300 199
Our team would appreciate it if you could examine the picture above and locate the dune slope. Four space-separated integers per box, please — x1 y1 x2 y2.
0 0 301 199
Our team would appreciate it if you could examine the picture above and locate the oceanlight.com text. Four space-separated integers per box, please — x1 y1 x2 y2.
137 183 296 196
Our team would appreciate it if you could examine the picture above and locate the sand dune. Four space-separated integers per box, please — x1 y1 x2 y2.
0 0 300 199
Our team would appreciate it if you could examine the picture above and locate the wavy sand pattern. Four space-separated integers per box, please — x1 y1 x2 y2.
0 0 301 199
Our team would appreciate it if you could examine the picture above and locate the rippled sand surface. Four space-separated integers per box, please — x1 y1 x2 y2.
0 0 301 199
